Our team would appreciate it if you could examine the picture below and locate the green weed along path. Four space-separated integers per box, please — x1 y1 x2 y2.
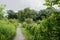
14 24 25 40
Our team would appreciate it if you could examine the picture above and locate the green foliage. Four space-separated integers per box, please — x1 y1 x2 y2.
0 4 6 20
37 9 50 20
18 10 25 21
44 0 60 7
22 11 60 40
9 19 18 27
17 8 37 22
7 10 17 19
0 4 18 40
17 8 51 22
21 28 34 40
25 18 33 24
0 20 18 40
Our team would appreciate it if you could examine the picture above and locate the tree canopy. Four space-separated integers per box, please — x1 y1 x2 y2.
7 10 17 19
44 0 60 7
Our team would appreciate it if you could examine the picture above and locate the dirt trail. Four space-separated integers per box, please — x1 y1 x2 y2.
14 24 25 40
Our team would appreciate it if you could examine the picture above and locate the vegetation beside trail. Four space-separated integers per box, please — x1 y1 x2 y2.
22 12 60 40
0 5 18 40
21 28 34 40
20 0 60 40
0 19 18 40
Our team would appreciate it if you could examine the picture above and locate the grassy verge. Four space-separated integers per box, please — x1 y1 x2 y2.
21 28 34 40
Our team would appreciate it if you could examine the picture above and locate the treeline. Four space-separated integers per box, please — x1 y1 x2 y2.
7 0 60 22
7 7 53 21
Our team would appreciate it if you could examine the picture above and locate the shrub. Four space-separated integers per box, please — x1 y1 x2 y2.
22 13 60 40
9 19 18 27
0 20 17 40
25 18 33 24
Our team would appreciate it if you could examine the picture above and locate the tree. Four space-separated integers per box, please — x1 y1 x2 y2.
24 8 37 18
18 8 37 22
7 10 17 19
44 0 60 16
18 10 25 21
34 9 50 21
44 0 60 7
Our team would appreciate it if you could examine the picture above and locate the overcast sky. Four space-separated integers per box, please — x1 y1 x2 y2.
0 0 50 11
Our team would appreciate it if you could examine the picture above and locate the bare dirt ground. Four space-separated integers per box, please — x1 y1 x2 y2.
14 24 25 40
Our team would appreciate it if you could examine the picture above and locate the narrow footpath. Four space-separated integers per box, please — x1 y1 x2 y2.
14 24 25 40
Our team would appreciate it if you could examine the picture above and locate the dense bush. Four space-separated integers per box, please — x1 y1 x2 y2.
25 18 33 24
9 19 18 27
22 20 48 40
22 11 60 40
0 20 17 40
